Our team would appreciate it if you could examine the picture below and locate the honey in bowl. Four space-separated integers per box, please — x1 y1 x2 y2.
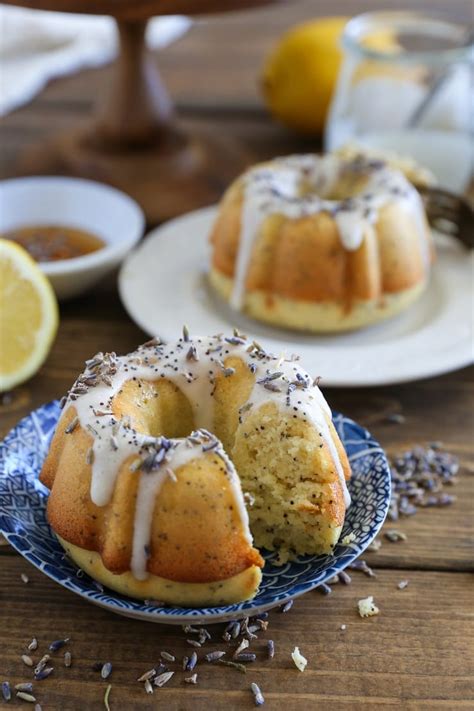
1 225 105 263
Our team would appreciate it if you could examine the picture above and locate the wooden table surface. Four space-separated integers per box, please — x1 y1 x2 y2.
1 2 473 709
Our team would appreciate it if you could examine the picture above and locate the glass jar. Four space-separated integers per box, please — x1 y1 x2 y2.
325 11 473 191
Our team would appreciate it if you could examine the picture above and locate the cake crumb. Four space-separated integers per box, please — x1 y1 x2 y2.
291 647 307 672
342 532 356 545
340 624 347 631
397 580 409 590
358 596 380 618
368 539 382 552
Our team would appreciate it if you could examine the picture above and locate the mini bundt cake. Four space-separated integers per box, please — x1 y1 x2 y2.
209 152 434 332
40 330 351 607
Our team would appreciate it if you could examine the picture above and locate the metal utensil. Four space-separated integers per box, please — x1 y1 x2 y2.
417 185 474 249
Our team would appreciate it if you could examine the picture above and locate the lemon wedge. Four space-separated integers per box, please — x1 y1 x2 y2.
0 238 58 391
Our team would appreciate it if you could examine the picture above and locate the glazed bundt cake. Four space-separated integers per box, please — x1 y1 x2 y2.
40 330 351 607
209 152 434 332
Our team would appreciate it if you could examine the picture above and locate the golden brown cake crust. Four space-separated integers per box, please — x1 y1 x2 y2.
209 154 433 332
40 333 351 605
41 405 264 584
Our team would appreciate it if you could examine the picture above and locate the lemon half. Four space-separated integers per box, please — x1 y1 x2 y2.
0 239 58 391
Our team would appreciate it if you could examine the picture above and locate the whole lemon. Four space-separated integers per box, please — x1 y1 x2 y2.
261 17 349 135
261 17 402 135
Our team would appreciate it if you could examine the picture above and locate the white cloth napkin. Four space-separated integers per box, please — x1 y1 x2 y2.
0 5 191 116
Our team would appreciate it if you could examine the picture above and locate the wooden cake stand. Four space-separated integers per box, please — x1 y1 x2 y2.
3 0 279 223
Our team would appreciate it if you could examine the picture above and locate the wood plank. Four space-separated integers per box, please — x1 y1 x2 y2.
1 556 473 709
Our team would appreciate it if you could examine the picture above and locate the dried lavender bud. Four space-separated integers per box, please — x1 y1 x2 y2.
235 653 257 663
205 651 226 662
280 599 293 613
154 671 174 688
16 692 37 703
251 682 265 706
137 668 156 682
101 662 113 680
2 682 11 702
49 638 69 652
185 652 197 672
267 640 275 659
349 560 376 578
160 651 175 663
384 530 407 542
15 683 34 693
317 582 332 595
186 639 201 648
35 667 54 681
338 570 352 585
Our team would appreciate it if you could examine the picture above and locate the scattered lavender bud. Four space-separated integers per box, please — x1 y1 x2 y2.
101 662 113 680
338 570 352 585
280 599 293 613
2 681 11 702
27 639 38 652
154 671 174 688
267 640 275 659
21 655 33 667
251 682 265 706
235 653 257 663
205 651 226 662
186 652 197 672
144 679 153 694
184 674 198 684
160 651 175 663
349 560 376 578
34 655 50 676
397 580 409 590
35 667 54 681
137 668 156 682
186 639 202 648
317 583 332 595
15 683 34 693
21 573 29 584
49 638 69 652
384 530 407 542
16 692 37 703
64 652 72 668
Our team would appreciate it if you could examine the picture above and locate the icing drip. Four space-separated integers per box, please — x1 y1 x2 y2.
60 332 351 580
229 153 429 310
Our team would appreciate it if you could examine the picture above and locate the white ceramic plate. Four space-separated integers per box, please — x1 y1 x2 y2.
119 206 473 387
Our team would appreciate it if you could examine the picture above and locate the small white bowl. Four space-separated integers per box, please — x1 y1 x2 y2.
0 176 145 299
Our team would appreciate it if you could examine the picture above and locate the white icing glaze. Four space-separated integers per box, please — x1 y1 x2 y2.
229 153 430 310
60 333 350 580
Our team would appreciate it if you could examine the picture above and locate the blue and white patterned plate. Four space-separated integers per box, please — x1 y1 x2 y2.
0 401 390 624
